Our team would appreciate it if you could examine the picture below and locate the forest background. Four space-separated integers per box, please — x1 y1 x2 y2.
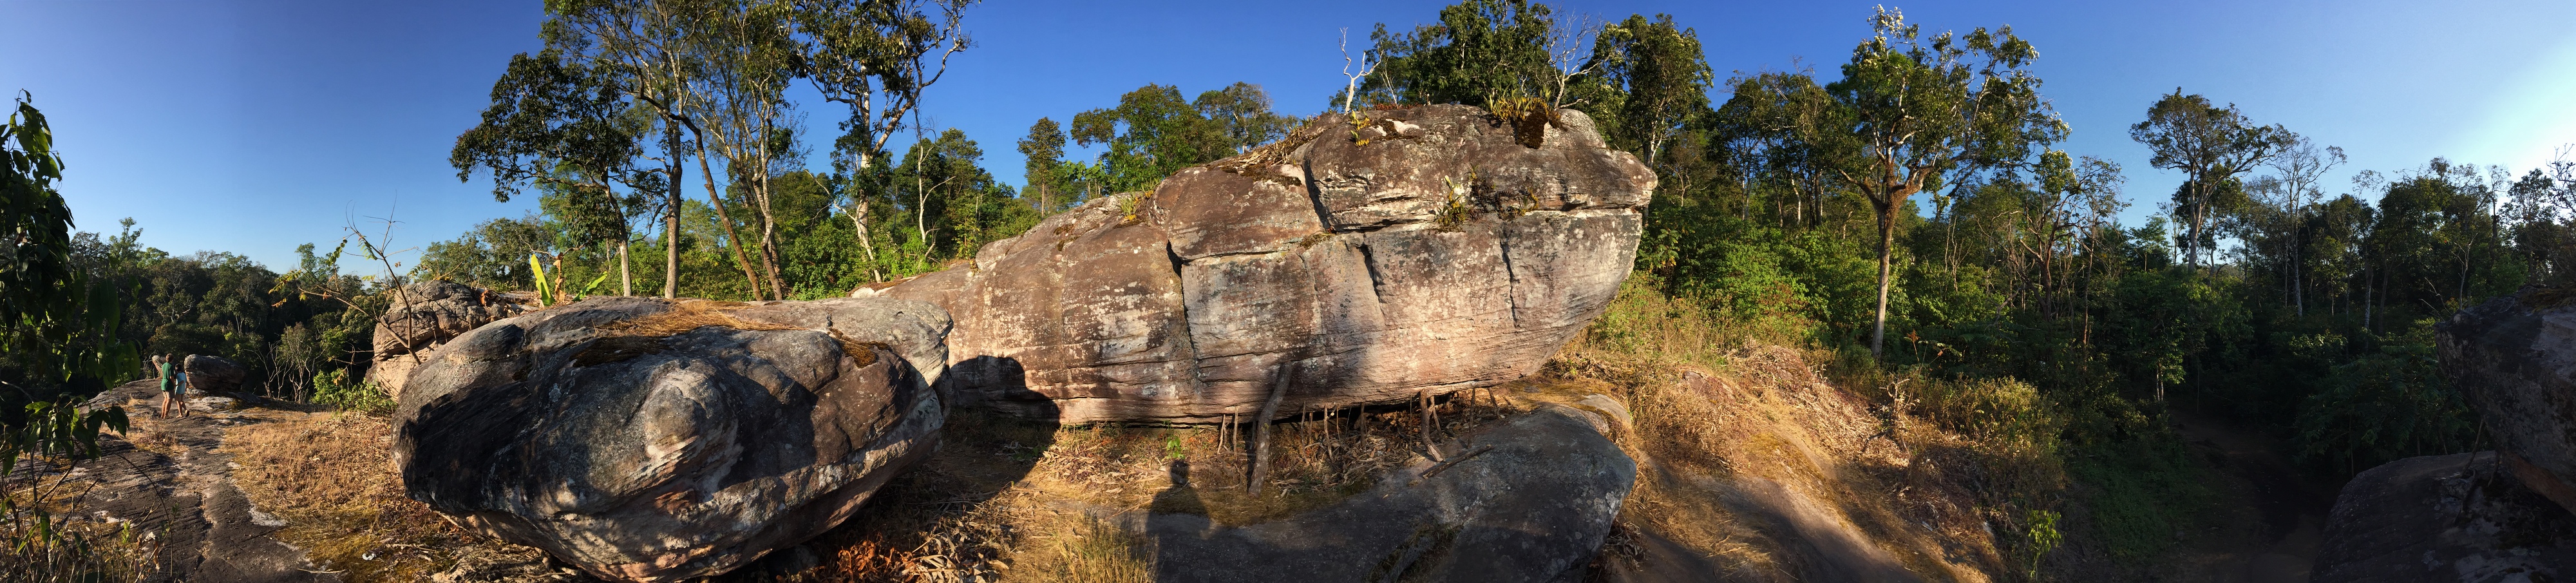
6 0 2576 568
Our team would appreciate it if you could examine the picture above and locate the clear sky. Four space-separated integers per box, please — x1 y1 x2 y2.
6 0 2573 271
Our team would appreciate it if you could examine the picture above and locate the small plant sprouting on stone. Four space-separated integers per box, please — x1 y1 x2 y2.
1435 173 1477 232
1117 192 1151 225
1485 93 1557 149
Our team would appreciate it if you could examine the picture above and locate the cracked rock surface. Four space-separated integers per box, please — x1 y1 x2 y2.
874 104 1656 424
395 296 951 582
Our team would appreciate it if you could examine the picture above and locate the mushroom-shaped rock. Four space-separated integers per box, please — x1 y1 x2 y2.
393 297 951 582
873 104 1655 424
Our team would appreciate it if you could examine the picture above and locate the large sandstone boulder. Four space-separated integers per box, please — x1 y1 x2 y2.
394 296 952 582
182 354 246 394
2313 452 2576 582
2436 289 2576 514
873 104 1654 423
369 280 535 397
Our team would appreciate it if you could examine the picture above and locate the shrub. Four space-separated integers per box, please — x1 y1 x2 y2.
311 369 392 415
2 401 152 583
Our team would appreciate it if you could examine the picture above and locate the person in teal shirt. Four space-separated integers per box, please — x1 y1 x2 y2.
158 354 186 419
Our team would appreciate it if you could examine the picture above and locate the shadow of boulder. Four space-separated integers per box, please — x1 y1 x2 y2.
1122 403 1633 583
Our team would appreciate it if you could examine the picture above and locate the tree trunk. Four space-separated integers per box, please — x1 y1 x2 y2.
848 200 881 283
915 151 933 258
847 151 884 283
1247 362 1294 495
2293 234 2304 316
752 175 787 300
692 139 765 300
1870 194 1900 361
665 153 683 299
2363 267 2374 331
618 239 632 297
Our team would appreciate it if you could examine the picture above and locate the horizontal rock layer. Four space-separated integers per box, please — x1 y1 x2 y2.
876 104 1654 424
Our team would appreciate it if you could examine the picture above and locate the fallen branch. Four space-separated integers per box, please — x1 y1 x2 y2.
1417 445 1495 482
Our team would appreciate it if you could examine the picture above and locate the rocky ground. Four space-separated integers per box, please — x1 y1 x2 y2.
55 380 336 583
23 349 2366 583
27 379 575 583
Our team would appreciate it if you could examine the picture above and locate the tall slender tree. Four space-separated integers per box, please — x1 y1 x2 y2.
1823 7 2065 360
542 0 744 299
688 1 801 300
795 0 972 283
1590 14 1712 165
2264 135 2344 314
2129 90 2293 269
1018 117 1066 213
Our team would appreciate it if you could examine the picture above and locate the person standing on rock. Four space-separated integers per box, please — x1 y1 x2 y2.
157 353 187 419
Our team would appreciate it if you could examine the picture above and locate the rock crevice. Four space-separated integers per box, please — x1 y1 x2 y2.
874 104 1654 424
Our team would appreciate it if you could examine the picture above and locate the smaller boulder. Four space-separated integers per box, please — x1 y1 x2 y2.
370 281 533 397
2313 452 2576 582
1133 403 1636 582
183 354 247 394
186 396 244 414
375 281 534 357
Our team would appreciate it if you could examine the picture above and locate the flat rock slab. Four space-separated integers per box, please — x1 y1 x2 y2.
2314 452 2576 582
56 379 337 583
1102 404 1635 582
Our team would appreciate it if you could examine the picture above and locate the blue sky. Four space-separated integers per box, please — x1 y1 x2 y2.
6 0 2573 271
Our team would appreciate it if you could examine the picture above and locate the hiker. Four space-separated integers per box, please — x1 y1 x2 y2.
160 354 188 419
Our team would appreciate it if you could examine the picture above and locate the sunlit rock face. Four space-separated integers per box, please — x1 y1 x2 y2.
393 296 951 582
870 104 1655 424
368 280 535 399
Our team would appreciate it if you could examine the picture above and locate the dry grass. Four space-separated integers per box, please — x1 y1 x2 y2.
1546 278 2061 582
220 411 544 582
589 299 889 368
1000 515 1154 583
597 299 802 338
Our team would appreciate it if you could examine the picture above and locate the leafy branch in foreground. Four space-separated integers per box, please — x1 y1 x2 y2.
3 91 151 583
